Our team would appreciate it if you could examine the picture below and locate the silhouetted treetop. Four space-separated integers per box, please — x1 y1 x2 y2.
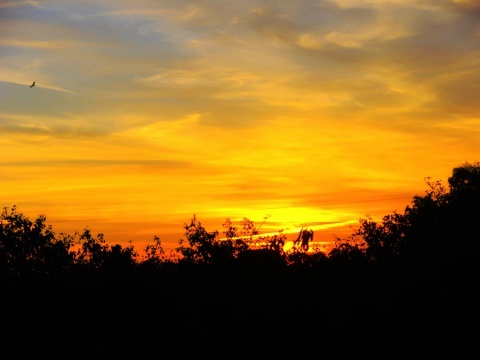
331 161 480 266
0 206 75 280
448 161 480 195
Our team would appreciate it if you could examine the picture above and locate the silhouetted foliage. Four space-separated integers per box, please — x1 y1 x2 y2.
75 228 138 271
262 232 286 254
327 241 366 264
445 161 480 257
0 206 75 281
230 216 260 242
331 161 480 267
142 235 166 264
226 218 288 271
176 215 226 266
448 161 480 194
286 248 328 271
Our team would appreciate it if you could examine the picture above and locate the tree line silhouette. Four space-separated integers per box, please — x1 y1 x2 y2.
1 162 479 359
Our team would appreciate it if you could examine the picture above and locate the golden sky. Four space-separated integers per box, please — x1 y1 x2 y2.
1 0 479 252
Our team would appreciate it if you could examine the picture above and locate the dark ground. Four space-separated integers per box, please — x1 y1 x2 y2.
1 261 478 360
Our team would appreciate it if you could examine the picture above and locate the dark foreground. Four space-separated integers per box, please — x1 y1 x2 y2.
1 260 478 360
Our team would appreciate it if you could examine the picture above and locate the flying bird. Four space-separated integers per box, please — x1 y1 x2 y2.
30 81 35 88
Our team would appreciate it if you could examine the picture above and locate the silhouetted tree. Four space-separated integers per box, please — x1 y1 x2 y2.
445 161 480 257
237 217 260 242
105 243 138 271
141 235 180 274
328 235 367 269
0 206 75 280
448 161 480 195
331 162 480 266
353 212 408 263
286 248 328 270
335 178 447 264
75 228 137 270
221 218 287 273
221 217 250 254
75 228 110 268
262 232 287 254
176 215 222 265
143 235 166 265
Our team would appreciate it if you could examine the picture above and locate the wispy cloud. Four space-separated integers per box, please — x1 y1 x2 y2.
1 159 191 168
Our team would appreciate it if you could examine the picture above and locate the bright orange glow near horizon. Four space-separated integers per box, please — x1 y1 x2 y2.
1 0 479 254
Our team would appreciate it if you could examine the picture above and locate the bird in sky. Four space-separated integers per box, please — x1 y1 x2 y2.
30 81 35 88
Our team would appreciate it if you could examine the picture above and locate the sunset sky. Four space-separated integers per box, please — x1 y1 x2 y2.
1 0 479 253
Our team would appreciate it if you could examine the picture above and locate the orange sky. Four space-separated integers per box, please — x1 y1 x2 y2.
1 0 479 253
